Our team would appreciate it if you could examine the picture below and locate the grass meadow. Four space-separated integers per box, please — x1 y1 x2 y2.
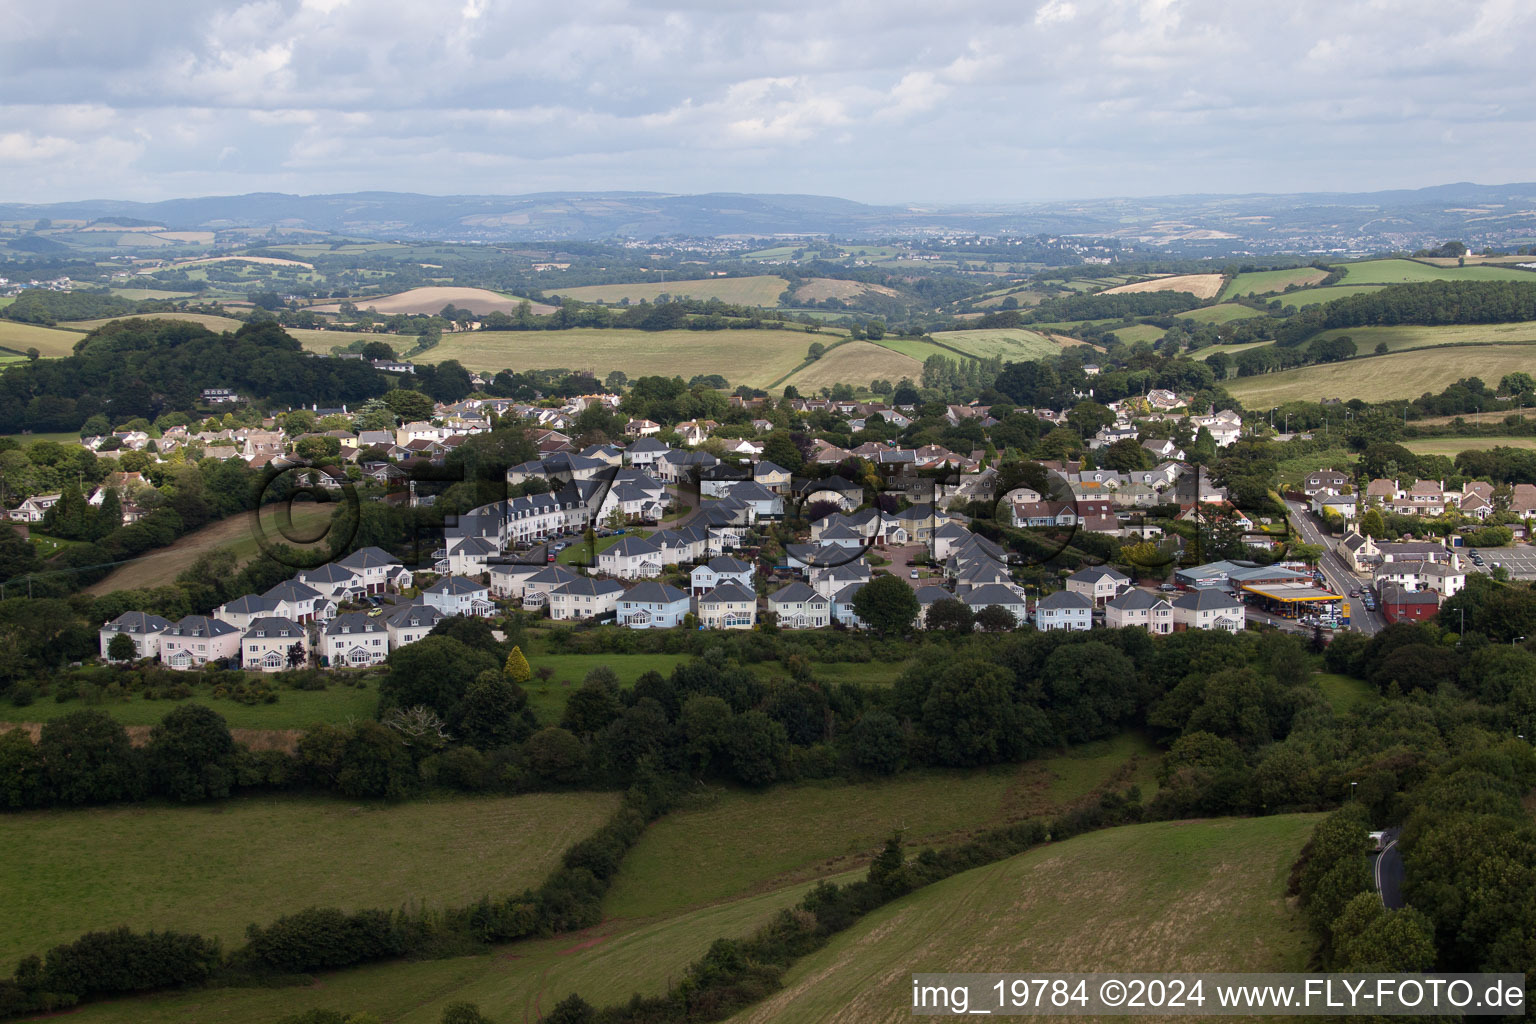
1313 320 1536 353
779 341 921 393
1224 344 1536 405
62 312 246 334
1175 302 1266 324
1336 259 1536 285
730 814 1321 1023
0 791 621 965
544 275 789 306
1400 436 1536 456
927 328 1068 361
0 320 85 357
1221 267 1329 299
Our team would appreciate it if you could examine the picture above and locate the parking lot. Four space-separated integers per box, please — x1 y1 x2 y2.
1461 546 1536 580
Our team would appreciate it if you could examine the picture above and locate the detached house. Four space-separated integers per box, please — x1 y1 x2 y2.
241 617 309 673
598 536 664 579
323 613 389 667
99 611 172 661
8 493 60 523
1105 590 1173 634
384 603 444 649
617 581 690 629
1034 590 1093 631
690 556 755 595
336 547 411 594
548 577 625 622
1172 589 1244 632
698 582 758 629
768 582 830 629
1066 566 1131 605
160 616 242 669
963 583 1030 626
423 575 494 617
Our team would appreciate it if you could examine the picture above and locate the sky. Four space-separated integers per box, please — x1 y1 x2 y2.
1 0 1533 205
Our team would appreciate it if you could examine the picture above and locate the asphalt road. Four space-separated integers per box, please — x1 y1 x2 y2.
1286 501 1385 636
1374 827 1405 909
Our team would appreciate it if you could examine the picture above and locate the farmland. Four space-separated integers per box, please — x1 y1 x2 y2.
0 682 379 732
1221 267 1329 299
1281 284 1390 306
779 340 921 392
1102 273 1224 299
0 791 620 966
928 328 1070 361
427 326 829 388
731 814 1320 1023
287 327 405 352
85 502 341 595
62 312 246 333
1174 302 1265 324
790 278 901 302
1313 320 1536 353
1400 436 1536 456
0 320 85 357
311 287 555 316
1224 344 1536 405
1336 258 1536 285
543 275 789 307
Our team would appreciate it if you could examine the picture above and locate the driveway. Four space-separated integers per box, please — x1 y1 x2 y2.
882 543 935 590
1286 501 1384 636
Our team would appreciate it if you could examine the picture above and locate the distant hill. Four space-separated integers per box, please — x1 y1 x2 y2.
2 182 1535 250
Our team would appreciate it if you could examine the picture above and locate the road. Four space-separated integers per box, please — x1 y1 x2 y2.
1374 827 1405 909
1286 501 1385 636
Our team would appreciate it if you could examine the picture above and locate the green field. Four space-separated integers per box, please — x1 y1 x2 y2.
544 275 789 306
0 791 621 965
427 326 829 388
1102 323 1166 345
1221 267 1329 300
2 682 378 732
1314 319 1536 353
731 814 1321 1022
0 320 85 357
1400 435 1536 456
287 327 401 352
1280 283 1390 306
1314 672 1377 714
1225 344 1536 405
606 732 1160 922
780 340 922 393
1195 339 1276 362
108 288 199 301
521 652 693 723
927 328 1068 361
0 430 85 445
62 312 246 333
86 502 341 595
1336 259 1536 285
1175 302 1266 324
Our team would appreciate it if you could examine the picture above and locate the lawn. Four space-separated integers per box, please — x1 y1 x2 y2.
780 340 922 393
731 813 1321 1023
0 791 621 965
0 320 85 357
927 328 1066 361
1336 259 1536 285
1221 267 1329 300
85 502 341 595
1314 672 1376 714
1 682 379 731
1401 436 1536 456
1175 302 1266 324
545 275 789 307
1225 344 1536 405
1313 320 1536 354
605 732 1161 922
427 326 825 388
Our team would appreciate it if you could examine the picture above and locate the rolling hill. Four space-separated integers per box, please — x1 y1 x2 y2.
1224 343 1536 405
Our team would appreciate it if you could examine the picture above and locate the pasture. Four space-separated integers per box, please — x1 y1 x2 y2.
790 278 901 302
544 275 789 307
107 288 199 301
1336 258 1536 285
1175 302 1266 324
62 312 246 334
1221 267 1329 299
1281 283 1390 306
312 287 555 316
1224 344 1536 405
928 328 1068 361
779 341 922 393
1 683 378 733
731 813 1320 1023
286 327 403 352
1102 273 1224 299
1400 436 1536 456
85 502 341 595
1313 320 1536 353
427 326 825 388
0 792 620 966
1195 339 1275 361
0 320 85 357
1102 323 1167 344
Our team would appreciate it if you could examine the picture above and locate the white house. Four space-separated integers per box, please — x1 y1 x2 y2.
263 580 332 624
1034 590 1093 631
520 565 582 608
1105 590 1173 634
598 536 664 579
690 556 755 595
383 603 444 649
211 594 281 630
963 583 1030 626
295 563 368 603
7 493 61 523
1372 559 1465 598
623 436 670 466
767 581 831 629
616 581 690 628
323 613 390 667
336 547 412 594
423 575 495 617
159 616 243 669
241 616 309 673
1172 589 1245 632
548 577 626 621
99 611 173 661
1065 566 1131 605
698 582 758 629
489 562 543 599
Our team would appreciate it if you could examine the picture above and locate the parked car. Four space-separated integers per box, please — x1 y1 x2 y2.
909 570 920 579
1158 583 1178 592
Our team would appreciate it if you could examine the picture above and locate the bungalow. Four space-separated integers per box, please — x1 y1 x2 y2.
698 581 758 629
99 611 173 661
1013 500 1076 528
767 582 831 629
598 536 664 579
1034 590 1093 631
7 493 60 523
241 616 309 673
548 577 626 621
1172 589 1244 632
322 613 390 667
690 555 755 595
423 575 495 617
1105 590 1174 634
1066 566 1131 605
617 581 690 629
159 616 242 669
384 602 445 649
963 583 1030 626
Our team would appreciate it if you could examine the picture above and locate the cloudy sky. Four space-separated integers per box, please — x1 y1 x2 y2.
2 0 1533 204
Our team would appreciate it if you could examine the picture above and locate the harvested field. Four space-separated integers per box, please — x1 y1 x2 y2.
312 286 555 316
1102 273 1224 299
